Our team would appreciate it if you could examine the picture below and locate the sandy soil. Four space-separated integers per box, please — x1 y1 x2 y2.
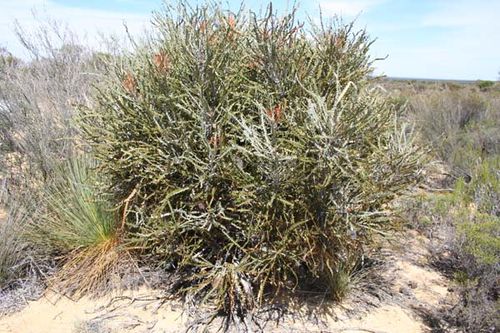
0 288 186 333
0 292 427 333
0 227 454 333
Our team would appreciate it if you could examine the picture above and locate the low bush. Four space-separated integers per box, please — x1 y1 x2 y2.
80 2 424 320
477 80 495 91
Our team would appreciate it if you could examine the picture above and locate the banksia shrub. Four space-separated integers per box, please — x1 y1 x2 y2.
80 2 424 318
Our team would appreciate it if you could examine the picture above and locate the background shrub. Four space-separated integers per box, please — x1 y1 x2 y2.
0 18 106 204
81 2 424 319
0 16 115 296
407 89 500 179
477 80 495 91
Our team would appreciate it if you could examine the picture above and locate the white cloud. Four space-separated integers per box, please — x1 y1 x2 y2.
0 0 151 57
319 0 385 17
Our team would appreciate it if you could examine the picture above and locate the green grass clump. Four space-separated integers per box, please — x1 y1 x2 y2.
80 2 424 318
29 156 120 297
35 157 116 250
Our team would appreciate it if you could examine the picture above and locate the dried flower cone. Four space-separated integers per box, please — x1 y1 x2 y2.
266 104 283 122
247 61 260 70
123 72 137 95
153 52 171 73
226 15 238 41
334 34 346 49
199 20 208 33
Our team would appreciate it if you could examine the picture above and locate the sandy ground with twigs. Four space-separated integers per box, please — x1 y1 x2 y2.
0 216 456 333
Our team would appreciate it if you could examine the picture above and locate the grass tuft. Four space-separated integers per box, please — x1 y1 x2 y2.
28 156 121 297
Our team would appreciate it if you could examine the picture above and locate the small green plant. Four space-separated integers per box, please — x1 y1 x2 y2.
458 213 500 266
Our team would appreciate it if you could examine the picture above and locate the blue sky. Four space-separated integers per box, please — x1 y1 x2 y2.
1 0 499 80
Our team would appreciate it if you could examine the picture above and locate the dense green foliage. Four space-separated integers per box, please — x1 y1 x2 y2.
80 2 423 317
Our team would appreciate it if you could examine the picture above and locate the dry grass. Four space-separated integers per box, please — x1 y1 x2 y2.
49 237 122 298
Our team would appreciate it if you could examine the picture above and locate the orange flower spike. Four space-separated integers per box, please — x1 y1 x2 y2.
153 52 170 73
225 15 238 42
265 107 274 120
266 104 283 123
273 104 283 122
123 72 137 95
227 15 236 30
209 135 220 148
199 20 207 34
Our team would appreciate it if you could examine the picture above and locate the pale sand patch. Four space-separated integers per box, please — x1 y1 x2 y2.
0 288 185 333
389 229 450 308
1 294 427 333
394 260 448 307
329 305 425 333
266 304 426 333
